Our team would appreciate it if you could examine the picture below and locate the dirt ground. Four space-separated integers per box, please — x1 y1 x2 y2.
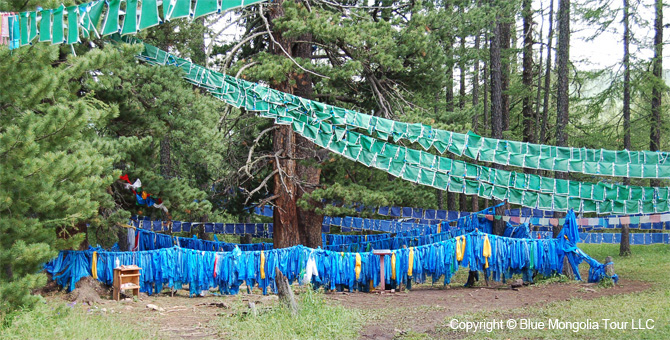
328 278 650 339
45 277 651 340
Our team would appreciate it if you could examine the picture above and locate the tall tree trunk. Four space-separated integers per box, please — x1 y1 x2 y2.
534 1 545 143
436 91 445 211
472 30 481 213
446 35 457 213
540 0 555 145
553 0 570 237
500 21 512 132
490 14 505 236
522 0 535 148
620 0 632 256
269 1 322 249
459 29 469 212
483 33 489 133
650 0 663 188
473 33 481 132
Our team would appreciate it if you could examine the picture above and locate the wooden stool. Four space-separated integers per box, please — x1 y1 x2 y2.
372 249 392 291
113 265 141 301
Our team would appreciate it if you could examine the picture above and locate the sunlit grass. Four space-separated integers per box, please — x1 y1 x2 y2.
0 301 154 340
217 288 363 340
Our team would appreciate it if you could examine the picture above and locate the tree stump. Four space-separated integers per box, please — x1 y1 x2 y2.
604 256 616 282
619 225 631 256
562 256 574 280
274 267 298 316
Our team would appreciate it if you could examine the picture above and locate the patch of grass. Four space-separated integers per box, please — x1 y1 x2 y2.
430 244 670 339
578 244 670 283
0 301 153 340
218 288 362 339
434 288 670 339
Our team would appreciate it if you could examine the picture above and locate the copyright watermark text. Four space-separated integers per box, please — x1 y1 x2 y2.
448 318 655 333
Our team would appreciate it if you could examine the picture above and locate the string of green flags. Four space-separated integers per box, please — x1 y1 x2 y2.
131 39 670 179
6 0 267 49
130 38 670 214
7 1 670 178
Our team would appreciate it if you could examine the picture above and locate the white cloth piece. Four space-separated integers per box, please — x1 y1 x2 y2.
302 255 318 285
660 213 670 222
153 202 168 213
124 178 142 190
127 228 136 251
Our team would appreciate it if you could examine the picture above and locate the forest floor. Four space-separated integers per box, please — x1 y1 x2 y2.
2 244 668 340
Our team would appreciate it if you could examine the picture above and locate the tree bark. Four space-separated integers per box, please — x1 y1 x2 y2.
522 0 535 148
620 0 632 256
458 28 469 212
435 92 445 211
623 0 631 185
650 0 663 188
619 224 631 256
490 14 505 236
269 1 322 249
275 267 298 315
472 30 481 213
534 2 545 146
500 21 511 132
446 37 456 213
553 0 570 237
540 0 555 145
483 32 490 134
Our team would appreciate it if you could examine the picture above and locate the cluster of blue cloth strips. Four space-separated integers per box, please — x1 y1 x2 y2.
45 209 617 297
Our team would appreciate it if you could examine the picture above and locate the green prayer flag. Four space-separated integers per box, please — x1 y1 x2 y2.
449 177 464 193
39 9 51 42
583 199 597 212
139 0 160 30
509 189 523 205
419 169 436 187
402 165 419 183
52 5 65 44
553 196 567 211
19 12 29 46
538 194 552 210
102 0 121 36
66 6 79 44
523 191 538 208
434 173 449 190
194 0 218 18
465 179 479 195
29 11 37 42
358 149 375 167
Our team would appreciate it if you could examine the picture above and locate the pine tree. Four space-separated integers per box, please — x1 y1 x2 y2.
0 44 121 315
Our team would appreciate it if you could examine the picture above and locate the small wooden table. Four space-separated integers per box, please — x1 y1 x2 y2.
372 249 392 291
113 265 141 301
